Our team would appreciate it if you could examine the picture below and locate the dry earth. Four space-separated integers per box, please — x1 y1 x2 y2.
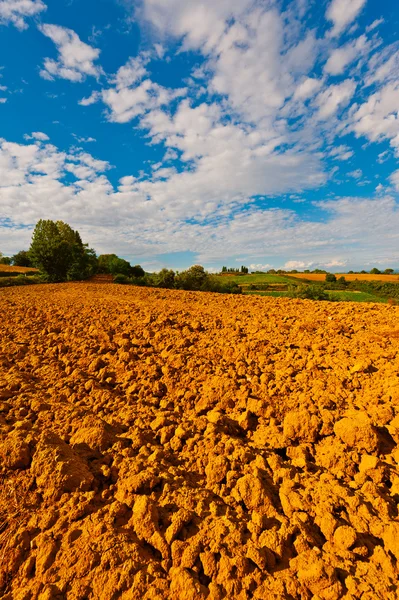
0 266 39 274
0 283 399 600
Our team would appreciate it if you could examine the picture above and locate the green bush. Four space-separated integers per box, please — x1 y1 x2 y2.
155 268 176 289
113 273 128 284
290 284 331 301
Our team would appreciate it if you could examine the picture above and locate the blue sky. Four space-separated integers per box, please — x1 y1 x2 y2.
0 0 399 271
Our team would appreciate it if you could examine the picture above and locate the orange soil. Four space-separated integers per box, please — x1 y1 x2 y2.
0 283 398 600
289 273 399 282
0 265 39 274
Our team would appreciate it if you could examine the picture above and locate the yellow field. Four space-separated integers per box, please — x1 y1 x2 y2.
289 272 399 282
0 264 39 274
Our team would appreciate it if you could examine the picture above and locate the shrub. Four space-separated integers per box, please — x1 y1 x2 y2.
325 273 337 283
113 274 128 284
156 268 175 289
290 284 330 301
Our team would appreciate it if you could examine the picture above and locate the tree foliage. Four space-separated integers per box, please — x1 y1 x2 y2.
0 253 11 265
290 284 331 301
156 268 176 288
12 250 32 267
29 220 97 282
175 265 208 291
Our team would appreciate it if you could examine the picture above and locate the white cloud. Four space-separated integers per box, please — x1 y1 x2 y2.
366 18 384 33
102 79 186 124
377 150 389 163
326 0 367 38
366 44 399 86
249 264 272 271
39 24 102 82
79 91 101 106
0 0 46 30
329 144 354 161
324 35 371 76
390 170 399 191
293 77 322 100
351 83 399 153
0 98 7 104
315 79 356 119
89 54 187 123
348 168 363 179
137 0 320 125
72 134 96 143
24 132 49 141
283 260 314 270
1 135 399 267
111 55 149 89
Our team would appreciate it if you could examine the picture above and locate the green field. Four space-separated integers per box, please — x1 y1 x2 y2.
215 272 397 303
325 290 387 303
215 273 293 284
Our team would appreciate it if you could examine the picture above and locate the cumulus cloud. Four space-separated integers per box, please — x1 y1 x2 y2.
326 0 367 38
0 0 46 30
351 83 399 153
348 169 363 179
390 170 399 191
72 134 96 143
329 145 354 161
315 80 356 119
78 91 101 106
39 24 102 82
366 44 399 86
101 78 186 124
1 134 399 269
293 77 322 100
24 132 49 141
324 35 371 76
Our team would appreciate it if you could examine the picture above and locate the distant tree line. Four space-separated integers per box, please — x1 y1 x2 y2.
3 220 241 295
1 220 144 284
115 265 242 294
264 267 396 275
221 266 249 274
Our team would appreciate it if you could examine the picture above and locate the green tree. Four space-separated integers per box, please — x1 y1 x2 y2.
0 254 11 265
131 265 145 278
175 265 208 290
29 220 95 282
12 250 32 267
370 268 381 274
384 268 394 274
325 273 337 283
30 220 73 282
108 256 132 276
156 268 175 288
97 254 117 273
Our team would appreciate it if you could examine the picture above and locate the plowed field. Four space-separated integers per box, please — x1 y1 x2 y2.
289 273 399 282
0 265 39 274
1 283 398 600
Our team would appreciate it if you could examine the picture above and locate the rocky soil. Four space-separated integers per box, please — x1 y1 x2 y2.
0 283 398 600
